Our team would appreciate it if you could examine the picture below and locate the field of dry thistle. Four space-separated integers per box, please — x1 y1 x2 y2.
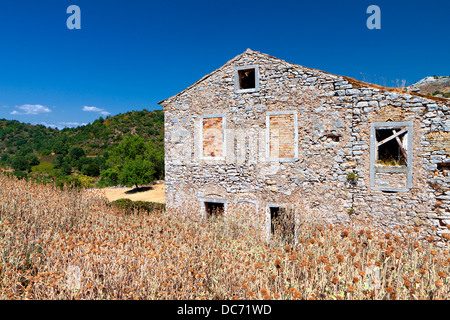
0 174 449 300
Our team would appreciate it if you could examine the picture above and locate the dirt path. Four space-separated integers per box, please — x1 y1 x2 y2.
101 183 165 204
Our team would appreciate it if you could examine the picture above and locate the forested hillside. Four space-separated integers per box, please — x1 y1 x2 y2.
0 109 164 188
59 109 164 155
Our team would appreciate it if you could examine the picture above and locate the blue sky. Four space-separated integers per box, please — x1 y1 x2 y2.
0 0 449 129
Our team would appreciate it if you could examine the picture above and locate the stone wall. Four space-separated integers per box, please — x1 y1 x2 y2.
340 84 450 240
160 49 450 242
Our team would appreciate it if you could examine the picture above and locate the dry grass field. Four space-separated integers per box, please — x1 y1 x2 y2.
0 174 449 300
101 184 165 204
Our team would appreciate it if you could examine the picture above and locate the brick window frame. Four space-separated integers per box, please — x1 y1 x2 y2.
265 111 298 162
234 65 260 93
370 121 413 192
200 114 226 161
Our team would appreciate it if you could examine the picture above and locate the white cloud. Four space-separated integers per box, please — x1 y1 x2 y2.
10 104 51 115
59 122 87 128
82 106 102 112
34 122 58 129
34 121 88 130
82 106 110 116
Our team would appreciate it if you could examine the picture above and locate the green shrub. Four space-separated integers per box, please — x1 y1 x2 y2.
13 169 28 180
110 198 165 215
11 155 29 171
81 162 100 177
133 200 165 213
110 199 134 215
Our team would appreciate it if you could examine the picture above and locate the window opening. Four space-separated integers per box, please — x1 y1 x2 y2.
238 68 256 90
437 163 450 171
376 128 408 166
270 206 281 235
234 65 259 93
269 206 295 243
205 202 224 219
370 121 413 192
327 133 341 142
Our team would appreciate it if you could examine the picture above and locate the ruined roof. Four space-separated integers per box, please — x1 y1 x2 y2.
158 49 449 107
341 76 449 103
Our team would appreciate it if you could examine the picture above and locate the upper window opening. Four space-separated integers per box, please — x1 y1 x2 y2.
234 65 259 93
370 121 413 192
376 128 408 166
238 68 256 89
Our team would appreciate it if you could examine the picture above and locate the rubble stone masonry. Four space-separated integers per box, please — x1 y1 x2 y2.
160 49 450 243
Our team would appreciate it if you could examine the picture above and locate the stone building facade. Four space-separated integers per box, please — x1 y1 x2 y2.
159 49 450 240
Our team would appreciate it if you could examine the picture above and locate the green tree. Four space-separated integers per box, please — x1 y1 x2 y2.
52 154 66 169
98 168 119 187
60 162 72 176
11 155 29 171
107 135 157 188
82 162 100 177
0 154 10 165
17 145 33 157
144 140 164 180
108 135 147 167
118 157 155 189
13 169 28 179
53 140 69 155
69 147 86 161
26 153 40 167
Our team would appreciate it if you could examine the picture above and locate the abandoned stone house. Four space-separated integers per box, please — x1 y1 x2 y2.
159 49 450 240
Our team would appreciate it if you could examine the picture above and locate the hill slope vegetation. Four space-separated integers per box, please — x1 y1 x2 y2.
0 109 164 187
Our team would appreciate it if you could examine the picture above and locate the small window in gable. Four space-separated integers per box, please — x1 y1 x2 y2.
238 69 256 89
234 65 259 93
202 115 225 160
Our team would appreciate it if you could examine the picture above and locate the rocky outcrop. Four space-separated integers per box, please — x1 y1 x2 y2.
408 76 450 98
